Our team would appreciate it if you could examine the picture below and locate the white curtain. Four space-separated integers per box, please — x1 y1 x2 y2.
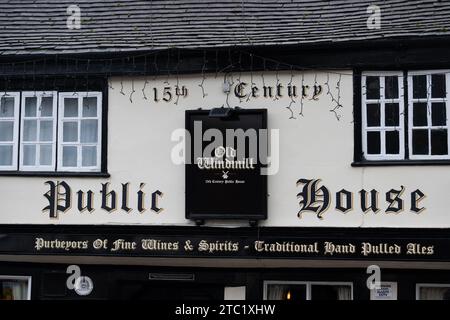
82 97 97 117
0 145 12 165
420 287 450 300
23 120 37 141
11 281 27 300
62 146 77 167
0 97 15 117
24 97 37 117
64 98 78 117
39 144 52 165
1 280 28 300
0 121 13 141
63 122 78 142
337 286 352 300
40 97 53 116
267 285 288 300
82 146 97 167
39 120 53 142
23 145 36 166
81 120 98 143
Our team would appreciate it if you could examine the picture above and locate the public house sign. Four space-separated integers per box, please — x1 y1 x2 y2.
185 109 268 224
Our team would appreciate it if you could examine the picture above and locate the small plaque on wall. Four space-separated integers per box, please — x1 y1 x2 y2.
185 108 267 223
370 282 398 300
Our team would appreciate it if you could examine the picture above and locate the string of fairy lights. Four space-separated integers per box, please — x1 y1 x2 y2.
0 47 444 121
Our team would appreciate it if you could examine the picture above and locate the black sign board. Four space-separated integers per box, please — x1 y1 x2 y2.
1 226 450 262
185 108 267 222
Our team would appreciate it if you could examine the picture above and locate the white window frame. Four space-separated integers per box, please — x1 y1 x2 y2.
263 280 353 300
19 91 57 171
416 283 450 300
0 275 32 300
0 92 20 170
408 70 450 160
58 92 102 172
361 71 405 161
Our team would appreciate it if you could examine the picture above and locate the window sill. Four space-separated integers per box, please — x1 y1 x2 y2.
0 171 110 178
352 160 450 166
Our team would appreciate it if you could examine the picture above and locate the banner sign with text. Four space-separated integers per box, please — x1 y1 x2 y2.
1 227 449 261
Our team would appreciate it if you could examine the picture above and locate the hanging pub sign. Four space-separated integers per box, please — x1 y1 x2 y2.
185 108 268 225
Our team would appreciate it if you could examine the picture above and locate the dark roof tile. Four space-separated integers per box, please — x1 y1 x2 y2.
0 0 449 55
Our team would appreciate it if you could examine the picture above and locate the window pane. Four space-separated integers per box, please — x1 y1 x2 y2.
311 285 352 300
80 120 98 143
431 74 446 98
386 130 400 154
366 77 380 99
0 97 15 117
83 97 97 117
39 144 52 166
413 75 427 99
412 129 429 155
63 122 78 142
385 103 399 126
0 121 14 141
266 284 307 300
0 145 13 165
413 103 428 126
39 120 53 142
431 102 446 126
419 286 450 300
23 119 37 141
24 97 37 117
366 104 380 127
0 279 29 300
23 144 36 166
64 98 78 117
62 146 77 167
431 129 448 155
385 76 399 99
367 131 381 154
82 146 97 167
40 97 54 116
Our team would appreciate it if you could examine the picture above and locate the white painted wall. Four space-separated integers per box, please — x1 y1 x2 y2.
0 71 446 228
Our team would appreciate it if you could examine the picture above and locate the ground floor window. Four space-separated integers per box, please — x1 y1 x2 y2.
264 281 352 300
417 284 450 300
0 276 31 300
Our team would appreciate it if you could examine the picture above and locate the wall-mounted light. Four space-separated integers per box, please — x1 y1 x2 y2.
209 107 233 118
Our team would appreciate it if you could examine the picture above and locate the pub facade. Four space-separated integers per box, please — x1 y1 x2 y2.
1 0 450 300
